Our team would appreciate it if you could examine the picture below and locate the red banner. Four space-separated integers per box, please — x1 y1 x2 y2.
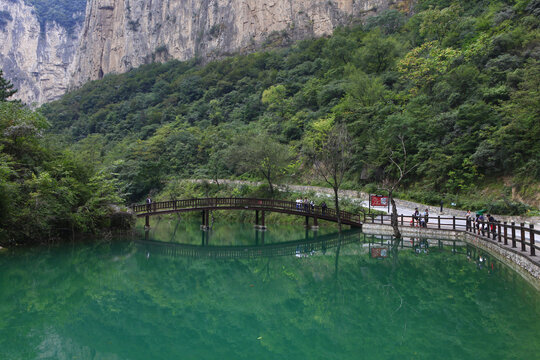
370 195 389 207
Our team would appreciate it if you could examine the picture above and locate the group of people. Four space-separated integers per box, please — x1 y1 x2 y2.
466 210 497 234
410 208 429 227
295 198 328 214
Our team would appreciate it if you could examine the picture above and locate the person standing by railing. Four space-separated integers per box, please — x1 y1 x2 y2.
487 214 497 236
146 196 152 212
321 201 327 215
413 208 420 227
423 209 429 228
478 213 485 235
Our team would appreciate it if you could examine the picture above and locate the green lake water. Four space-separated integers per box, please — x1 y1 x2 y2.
1 220 539 359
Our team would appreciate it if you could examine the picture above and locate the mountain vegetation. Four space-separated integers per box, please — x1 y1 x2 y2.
2 0 539 243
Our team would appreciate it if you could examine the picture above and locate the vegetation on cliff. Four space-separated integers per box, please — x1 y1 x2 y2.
24 0 86 31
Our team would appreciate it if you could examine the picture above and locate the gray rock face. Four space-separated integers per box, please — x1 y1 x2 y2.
70 0 395 88
0 0 82 105
1 0 399 104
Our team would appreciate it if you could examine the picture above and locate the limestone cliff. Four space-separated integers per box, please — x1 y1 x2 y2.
0 0 82 105
1 0 403 104
71 0 398 88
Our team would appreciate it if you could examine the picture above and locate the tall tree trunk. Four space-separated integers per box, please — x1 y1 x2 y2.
262 171 274 196
333 186 342 233
268 179 274 196
389 191 401 239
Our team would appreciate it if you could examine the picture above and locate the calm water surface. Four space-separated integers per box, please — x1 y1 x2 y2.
1 221 539 359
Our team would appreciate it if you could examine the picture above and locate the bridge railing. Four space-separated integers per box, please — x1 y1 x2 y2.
366 213 539 257
132 197 363 224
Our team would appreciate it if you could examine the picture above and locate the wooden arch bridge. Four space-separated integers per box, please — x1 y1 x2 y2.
132 198 363 230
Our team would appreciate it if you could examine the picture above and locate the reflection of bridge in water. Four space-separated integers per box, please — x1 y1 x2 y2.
136 230 476 261
137 230 363 259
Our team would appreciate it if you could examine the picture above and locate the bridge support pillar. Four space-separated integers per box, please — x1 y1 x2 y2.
145 215 150 229
201 210 210 231
261 211 266 230
311 216 319 230
305 216 309 228
255 210 267 230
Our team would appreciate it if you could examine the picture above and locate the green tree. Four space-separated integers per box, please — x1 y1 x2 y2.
356 29 402 73
0 70 17 101
397 41 461 93
304 119 352 232
238 134 292 195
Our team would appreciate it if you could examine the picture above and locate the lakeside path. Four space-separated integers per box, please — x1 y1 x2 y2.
190 179 540 237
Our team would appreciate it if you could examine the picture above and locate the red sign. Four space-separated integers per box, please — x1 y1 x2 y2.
371 247 388 259
370 195 389 207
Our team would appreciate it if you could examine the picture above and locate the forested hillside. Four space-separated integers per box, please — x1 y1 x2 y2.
0 71 129 245
40 0 539 213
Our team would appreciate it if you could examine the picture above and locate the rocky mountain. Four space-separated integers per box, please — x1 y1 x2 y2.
71 0 400 88
0 0 82 105
1 0 405 104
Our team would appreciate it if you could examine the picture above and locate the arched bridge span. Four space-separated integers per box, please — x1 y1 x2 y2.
132 198 363 229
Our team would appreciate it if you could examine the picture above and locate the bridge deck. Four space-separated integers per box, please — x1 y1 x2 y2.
132 198 363 227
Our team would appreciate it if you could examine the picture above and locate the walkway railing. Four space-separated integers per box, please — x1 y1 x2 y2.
365 213 539 257
132 198 363 226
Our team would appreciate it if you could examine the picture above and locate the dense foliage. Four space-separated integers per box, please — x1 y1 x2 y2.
24 0 86 31
0 73 128 245
41 0 540 213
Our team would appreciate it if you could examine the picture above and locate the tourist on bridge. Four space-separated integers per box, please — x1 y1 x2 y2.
146 196 152 211
487 214 497 235
465 210 472 230
321 201 327 214
413 208 420 227
477 213 485 234
423 209 429 228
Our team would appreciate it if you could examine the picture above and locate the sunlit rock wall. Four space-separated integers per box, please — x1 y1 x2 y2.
71 0 398 88
0 0 81 105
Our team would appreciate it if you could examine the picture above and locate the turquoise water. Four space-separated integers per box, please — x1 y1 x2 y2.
1 221 539 359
